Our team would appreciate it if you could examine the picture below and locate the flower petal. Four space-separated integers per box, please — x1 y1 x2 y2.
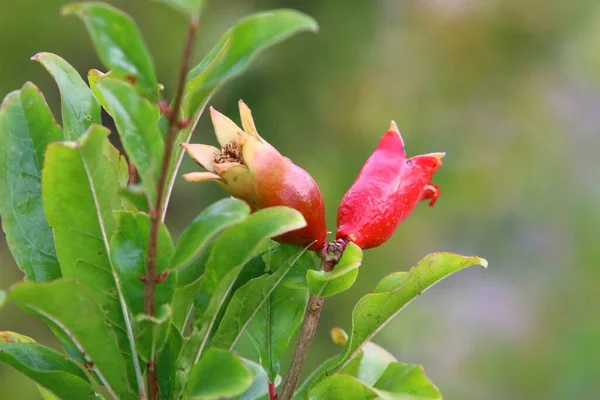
183 172 224 182
214 161 245 174
421 184 441 207
210 106 244 146
238 100 261 140
181 143 219 171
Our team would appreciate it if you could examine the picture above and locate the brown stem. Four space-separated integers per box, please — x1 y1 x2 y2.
144 16 200 400
279 240 347 400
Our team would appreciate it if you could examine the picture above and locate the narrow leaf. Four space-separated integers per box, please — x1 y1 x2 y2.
32 52 101 139
110 211 176 360
63 2 159 100
0 331 96 400
306 242 362 297
330 253 487 375
156 0 204 19
8 280 137 400
157 325 184 400
373 363 441 399
211 245 310 351
42 125 143 393
247 285 308 381
180 207 305 385
95 78 163 203
173 198 251 273
111 211 175 316
163 9 319 217
232 358 278 400
0 85 62 281
185 348 253 400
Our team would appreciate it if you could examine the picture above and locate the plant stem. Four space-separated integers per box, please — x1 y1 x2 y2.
144 16 199 400
279 240 346 400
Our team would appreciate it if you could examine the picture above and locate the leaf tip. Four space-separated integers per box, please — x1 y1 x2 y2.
60 3 82 17
477 257 488 269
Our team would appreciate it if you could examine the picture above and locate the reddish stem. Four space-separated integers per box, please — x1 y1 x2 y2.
143 16 199 400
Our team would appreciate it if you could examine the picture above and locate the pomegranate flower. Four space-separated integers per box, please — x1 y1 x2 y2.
336 122 444 249
183 101 327 250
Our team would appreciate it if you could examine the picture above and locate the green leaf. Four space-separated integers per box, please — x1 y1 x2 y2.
156 0 204 19
111 211 175 316
8 280 137 400
157 325 184 400
185 348 254 400
306 242 362 297
42 125 143 393
38 386 61 400
0 331 96 400
340 341 398 387
32 52 101 140
179 207 305 388
294 356 340 400
329 253 487 375
173 198 251 273
232 358 278 400
63 2 159 101
0 85 62 282
120 185 151 212
211 245 310 351
308 372 439 400
172 278 202 331
264 243 318 289
110 211 175 360
95 78 163 204
248 285 308 382
162 9 319 218
372 363 441 399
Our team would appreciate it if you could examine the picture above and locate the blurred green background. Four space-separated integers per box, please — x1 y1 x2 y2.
2 0 600 399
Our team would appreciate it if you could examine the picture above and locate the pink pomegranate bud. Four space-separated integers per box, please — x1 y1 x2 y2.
183 101 327 250
336 122 444 249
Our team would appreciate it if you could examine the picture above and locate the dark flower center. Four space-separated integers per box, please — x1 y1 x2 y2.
214 140 242 164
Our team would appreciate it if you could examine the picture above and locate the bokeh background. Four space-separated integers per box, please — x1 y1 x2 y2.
2 0 600 399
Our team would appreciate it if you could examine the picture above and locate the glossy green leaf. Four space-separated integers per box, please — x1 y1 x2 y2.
120 185 150 212
193 207 305 353
38 386 61 400
0 331 96 400
111 211 175 316
95 78 163 204
329 253 487 375
162 9 319 218
232 358 277 400
8 280 137 400
308 372 439 400
172 278 202 331
185 348 253 399
32 52 101 139
173 198 251 272
0 85 62 281
248 285 308 381
211 245 310 351
340 341 398 387
157 325 184 400
156 0 204 19
41 125 143 393
372 363 441 399
42 125 126 303
110 211 175 360
63 2 159 100
294 356 340 400
307 242 362 297
264 243 318 289
178 208 305 388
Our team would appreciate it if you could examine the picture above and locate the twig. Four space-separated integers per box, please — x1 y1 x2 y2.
144 16 200 400
279 240 347 400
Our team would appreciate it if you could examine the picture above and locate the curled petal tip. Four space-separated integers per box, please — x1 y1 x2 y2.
238 100 260 139
183 172 224 183
210 106 242 146
422 184 441 207
429 152 446 160
389 120 400 133
182 143 219 171
214 161 244 174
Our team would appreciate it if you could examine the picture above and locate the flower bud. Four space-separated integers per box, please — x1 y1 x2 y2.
183 101 327 250
336 122 443 249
